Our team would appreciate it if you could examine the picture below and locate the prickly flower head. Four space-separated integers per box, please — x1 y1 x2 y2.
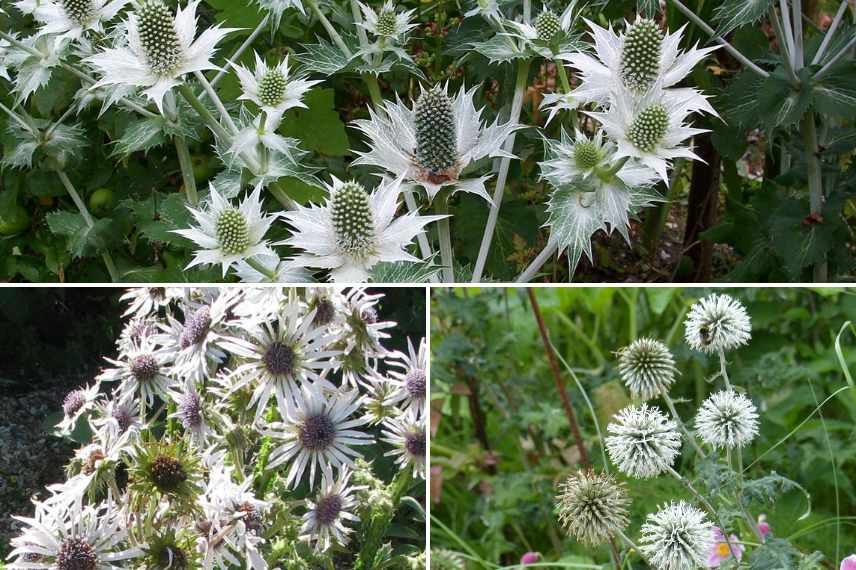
556 469 630 545
620 18 663 92
605 404 681 479
617 337 678 400
357 1 417 41
639 501 714 570
695 389 759 449
684 293 751 353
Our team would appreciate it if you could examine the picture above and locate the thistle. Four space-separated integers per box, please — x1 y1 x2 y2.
414 87 458 179
639 501 714 570
136 0 182 75
684 293 752 354
605 404 681 479
620 18 663 93
627 103 669 152
556 469 630 545
695 390 759 449
617 337 678 400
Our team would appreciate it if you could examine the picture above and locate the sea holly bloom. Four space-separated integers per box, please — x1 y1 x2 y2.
617 337 678 400
605 404 681 479
564 17 719 107
98 336 174 409
381 409 426 479
352 84 523 202
695 390 759 449
57 382 102 434
232 254 314 283
173 184 279 278
86 0 236 113
6 34 69 103
253 0 305 32
463 0 501 22
357 1 417 43
504 3 584 58
685 293 752 354
33 0 131 41
282 176 444 282
640 501 714 570
556 469 629 545
232 52 320 121
300 467 361 552
705 527 743 568
385 337 427 414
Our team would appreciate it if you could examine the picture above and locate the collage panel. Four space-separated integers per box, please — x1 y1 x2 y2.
429 287 856 569
0 286 427 570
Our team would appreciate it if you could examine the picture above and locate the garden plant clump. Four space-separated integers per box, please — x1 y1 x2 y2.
1 0 853 283
4 286 426 569
430 288 856 568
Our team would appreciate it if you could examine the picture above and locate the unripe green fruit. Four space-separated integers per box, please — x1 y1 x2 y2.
88 188 114 216
0 205 30 236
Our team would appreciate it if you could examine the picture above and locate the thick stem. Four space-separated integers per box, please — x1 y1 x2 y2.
527 289 590 466
194 71 239 135
471 57 531 282
666 0 769 78
662 392 706 458
515 238 558 283
173 136 199 205
718 350 732 389
434 196 455 282
363 74 384 107
305 0 353 57
57 171 119 282
800 112 828 281
403 190 434 260
770 7 800 85
269 181 297 209
246 256 279 280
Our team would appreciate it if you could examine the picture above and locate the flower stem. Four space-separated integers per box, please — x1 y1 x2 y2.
305 0 353 57
613 528 641 555
555 60 572 93
57 170 119 282
246 256 279 280
812 0 849 65
434 195 455 282
205 14 270 92
363 74 384 107
718 350 732 390
0 101 38 136
173 136 199 205
515 238 558 282
194 71 239 135
800 111 828 281
403 189 434 261
177 83 231 141
735 450 765 542
661 392 706 458
471 57 531 282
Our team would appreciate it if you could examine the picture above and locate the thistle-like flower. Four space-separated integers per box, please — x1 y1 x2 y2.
99 336 173 410
263 383 374 489
167 385 221 447
86 0 236 112
57 382 102 434
639 501 714 570
127 438 202 510
504 3 583 58
282 176 443 282
684 293 752 354
385 337 427 414
33 0 131 41
5 34 69 103
556 469 630 545
605 404 681 479
357 1 416 43
120 287 179 317
563 17 718 107
695 390 759 449
463 0 501 22
352 84 522 202
300 467 361 552
617 337 678 400
253 0 305 31
232 53 320 121
381 409 426 479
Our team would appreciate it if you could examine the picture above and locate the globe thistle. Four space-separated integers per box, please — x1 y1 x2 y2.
639 501 714 570
605 404 681 478
695 390 759 449
617 337 678 400
299 467 361 552
684 294 752 354
430 549 466 570
556 469 630 545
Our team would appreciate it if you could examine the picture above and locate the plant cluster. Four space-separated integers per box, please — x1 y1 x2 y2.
4 286 426 569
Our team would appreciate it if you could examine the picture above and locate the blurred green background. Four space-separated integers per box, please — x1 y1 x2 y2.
430 287 856 568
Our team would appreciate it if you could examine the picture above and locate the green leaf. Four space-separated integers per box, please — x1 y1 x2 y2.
111 115 168 157
280 88 349 157
721 70 766 126
756 69 812 128
294 39 353 76
637 0 659 18
811 62 856 119
45 210 86 237
644 288 675 315
122 192 195 245
713 0 774 36
467 35 529 64
205 0 266 28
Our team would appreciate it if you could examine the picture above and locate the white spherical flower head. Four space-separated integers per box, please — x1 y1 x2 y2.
556 469 630 545
282 176 444 282
640 501 714 570
86 0 236 113
233 52 321 120
535 9 562 42
352 84 523 202
33 0 130 40
684 293 752 353
695 390 759 449
605 404 681 478
172 184 278 277
617 337 678 400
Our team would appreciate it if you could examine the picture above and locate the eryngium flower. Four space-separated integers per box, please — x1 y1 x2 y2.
694 390 759 449
232 52 320 120
556 469 629 545
605 404 681 478
684 293 752 353
617 337 678 400
639 501 714 570
33 0 130 41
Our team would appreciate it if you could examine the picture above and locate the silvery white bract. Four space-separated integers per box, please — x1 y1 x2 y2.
463 0 501 22
1 116 86 169
639 501 714 570
227 111 303 165
695 389 759 449
504 2 585 59
684 293 752 353
232 52 321 121
6 34 69 103
253 0 305 31
86 0 236 113
281 176 444 282
606 403 682 479
33 0 131 41
232 254 314 283
173 185 278 278
357 1 416 42
352 84 523 203
57 382 102 434
299 467 360 552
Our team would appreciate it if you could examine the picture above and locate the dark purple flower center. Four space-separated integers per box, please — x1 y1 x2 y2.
179 306 211 349
263 342 296 376
315 494 343 526
63 389 86 417
298 413 336 451
112 403 133 433
178 392 202 430
57 537 97 570
150 455 186 492
405 429 426 459
405 370 426 400
361 307 378 324
314 299 336 326
130 354 159 382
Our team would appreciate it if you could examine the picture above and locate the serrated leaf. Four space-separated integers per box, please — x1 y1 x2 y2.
111 115 168 157
756 69 812 128
68 218 113 257
45 210 86 237
468 35 529 64
294 38 353 75
721 70 766 126
370 260 441 283
714 0 775 36
279 88 349 156
811 62 856 119
122 192 195 245
769 197 839 278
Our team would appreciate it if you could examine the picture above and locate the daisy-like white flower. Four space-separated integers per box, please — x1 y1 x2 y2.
640 501 714 570
220 301 340 424
586 85 715 184
33 0 130 41
684 293 752 354
173 184 278 278
91 397 142 440
299 467 361 552
357 1 416 43
167 385 222 447
695 390 759 449
57 382 101 434
381 409 426 479
99 336 173 410
253 0 304 31
385 337 427 414
303 287 345 329
282 176 443 282
86 0 236 113
556 469 630 545
605 404 681 479
116 316 160 354
352 84 523 202
263 383 373 489
331 288 396 387
564 18 719 106
120 286 179 317
359 367 399 425
7 500 143 570
232 53 320 121
617 337 678 400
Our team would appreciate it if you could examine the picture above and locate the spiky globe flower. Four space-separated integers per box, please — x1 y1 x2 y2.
535 9 561 42
627 103 669 152
605 404 681 479
415 87 458 178
357 0 417 41
695 390 759 449
31 0 130 42
639 501 714 570
128 439 202 510
556 469 630 545
375 8 397 36
617 338 678 400
621 18 663 92
232 52 320 120
684 293 752 354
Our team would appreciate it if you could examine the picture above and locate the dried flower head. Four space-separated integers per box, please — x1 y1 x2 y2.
684 293 751 353
695 390 759 449
556 469 630 545
605 404 681 478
